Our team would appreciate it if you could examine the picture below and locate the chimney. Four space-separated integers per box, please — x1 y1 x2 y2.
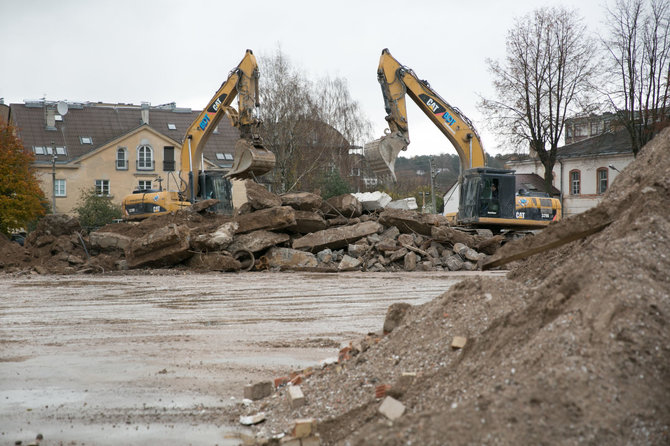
141 102 150 125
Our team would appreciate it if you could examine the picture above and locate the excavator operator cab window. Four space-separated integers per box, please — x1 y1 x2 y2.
480 178 500 217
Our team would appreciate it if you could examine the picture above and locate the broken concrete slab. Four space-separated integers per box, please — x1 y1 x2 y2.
379 208 447 236
191 221 238 251
286 211 328 234
89 231 133 252
322 194 362 218
292 221 383 252
125 224 192 269
235 206 296 234
185 252 241 272
260 247 318 269
227 230 290 254
281 192 323 212
244 180 282 210
403 251 418 271
189 198 220 213
352 191 392 212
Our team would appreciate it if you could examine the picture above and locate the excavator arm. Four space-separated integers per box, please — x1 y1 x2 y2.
365 48 486 181
179 49 275 201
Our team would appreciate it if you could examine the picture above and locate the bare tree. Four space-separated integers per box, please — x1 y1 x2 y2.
602 0 670 155
479 7 597 192
258 48 372 194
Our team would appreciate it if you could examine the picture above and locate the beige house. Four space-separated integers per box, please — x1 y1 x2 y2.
7 100 241 214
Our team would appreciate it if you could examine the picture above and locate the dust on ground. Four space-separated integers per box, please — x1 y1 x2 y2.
231 129 670 445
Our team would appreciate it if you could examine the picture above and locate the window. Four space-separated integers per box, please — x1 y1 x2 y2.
570 170 581 195
55 115 63 122
95 180 110 196
54 179 66 197
137 145 154 170
224 153 233 160
216 153 225 160
80 136 93 144
55 146 66 155
116 147 128 170
163 146 175 171
45 146 53 155
138 180 152 190
167 123 177 130
597 168 608 194
574 124 588 137
34 146 45 155
351 167 361 176
590 121 601 136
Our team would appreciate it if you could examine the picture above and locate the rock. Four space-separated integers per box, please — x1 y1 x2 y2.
375 240 398 252
431 226 477 247
453 243 469 257
378 396 406 420
292 221 383 252
244 180 282 210
451 336 467 349
462 261 477 271
404 251 418 271
338 255 362 271
235 206 296 234
380 226 400 241
239 412 266 425
281 192 323 212
388 248 409 262
397 233 414 246
383 302 411 333
316 249 333 263
228 230 290 254
322 194 362 218
260 247 318 269
386 197 418 210
444 254 464 271
125 224 192 269
292 418 317 438
67 255 84 265
347 244 367 258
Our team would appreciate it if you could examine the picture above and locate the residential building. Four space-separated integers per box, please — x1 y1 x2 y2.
506 130 634 217
7 100 240 214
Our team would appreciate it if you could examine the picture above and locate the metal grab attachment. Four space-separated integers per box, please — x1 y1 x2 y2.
363 130 409 183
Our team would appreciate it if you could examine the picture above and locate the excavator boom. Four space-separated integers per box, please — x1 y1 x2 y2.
180 49 275 200
365 48 485 182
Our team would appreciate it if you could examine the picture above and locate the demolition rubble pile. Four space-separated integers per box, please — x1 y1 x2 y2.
0 181 505 275
224 129 670 445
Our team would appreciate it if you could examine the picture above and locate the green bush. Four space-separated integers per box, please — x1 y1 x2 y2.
320 170 352 200
73 188 122 231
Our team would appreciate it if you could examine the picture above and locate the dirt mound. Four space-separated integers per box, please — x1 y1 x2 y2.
234 129 670 445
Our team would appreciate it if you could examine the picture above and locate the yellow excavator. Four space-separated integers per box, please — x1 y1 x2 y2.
365 49 561 229
122 49 276 220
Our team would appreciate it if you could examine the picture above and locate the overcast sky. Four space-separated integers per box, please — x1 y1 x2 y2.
1 0 609 158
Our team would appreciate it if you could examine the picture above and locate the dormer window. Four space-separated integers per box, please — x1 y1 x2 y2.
80 136 93 144
167 123 177 130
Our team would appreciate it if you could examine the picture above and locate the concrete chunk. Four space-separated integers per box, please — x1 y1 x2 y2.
287 210 328 234
89 231 132 251
281 192 323 212
292 221 383 252
125 224 192 269
451 336 467 349
235 206 296 234
292 418 317 438
322 194 362 218
261 247 318 269
244 180 282 210
244 381 274 400
228 230 290 254
379 396 405 420
288 385 305 409
379 209 447 236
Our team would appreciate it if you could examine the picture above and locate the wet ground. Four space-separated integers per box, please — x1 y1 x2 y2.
0 270 505 445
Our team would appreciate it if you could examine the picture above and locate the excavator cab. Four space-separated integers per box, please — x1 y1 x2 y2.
459 168 516 225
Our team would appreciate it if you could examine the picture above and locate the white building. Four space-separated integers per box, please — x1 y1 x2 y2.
506 130 634 217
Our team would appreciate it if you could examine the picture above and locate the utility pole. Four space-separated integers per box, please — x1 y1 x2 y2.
51 141 57 214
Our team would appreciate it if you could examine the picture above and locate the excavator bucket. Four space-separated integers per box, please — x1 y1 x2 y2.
226 137 276 179
363 131 409 183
